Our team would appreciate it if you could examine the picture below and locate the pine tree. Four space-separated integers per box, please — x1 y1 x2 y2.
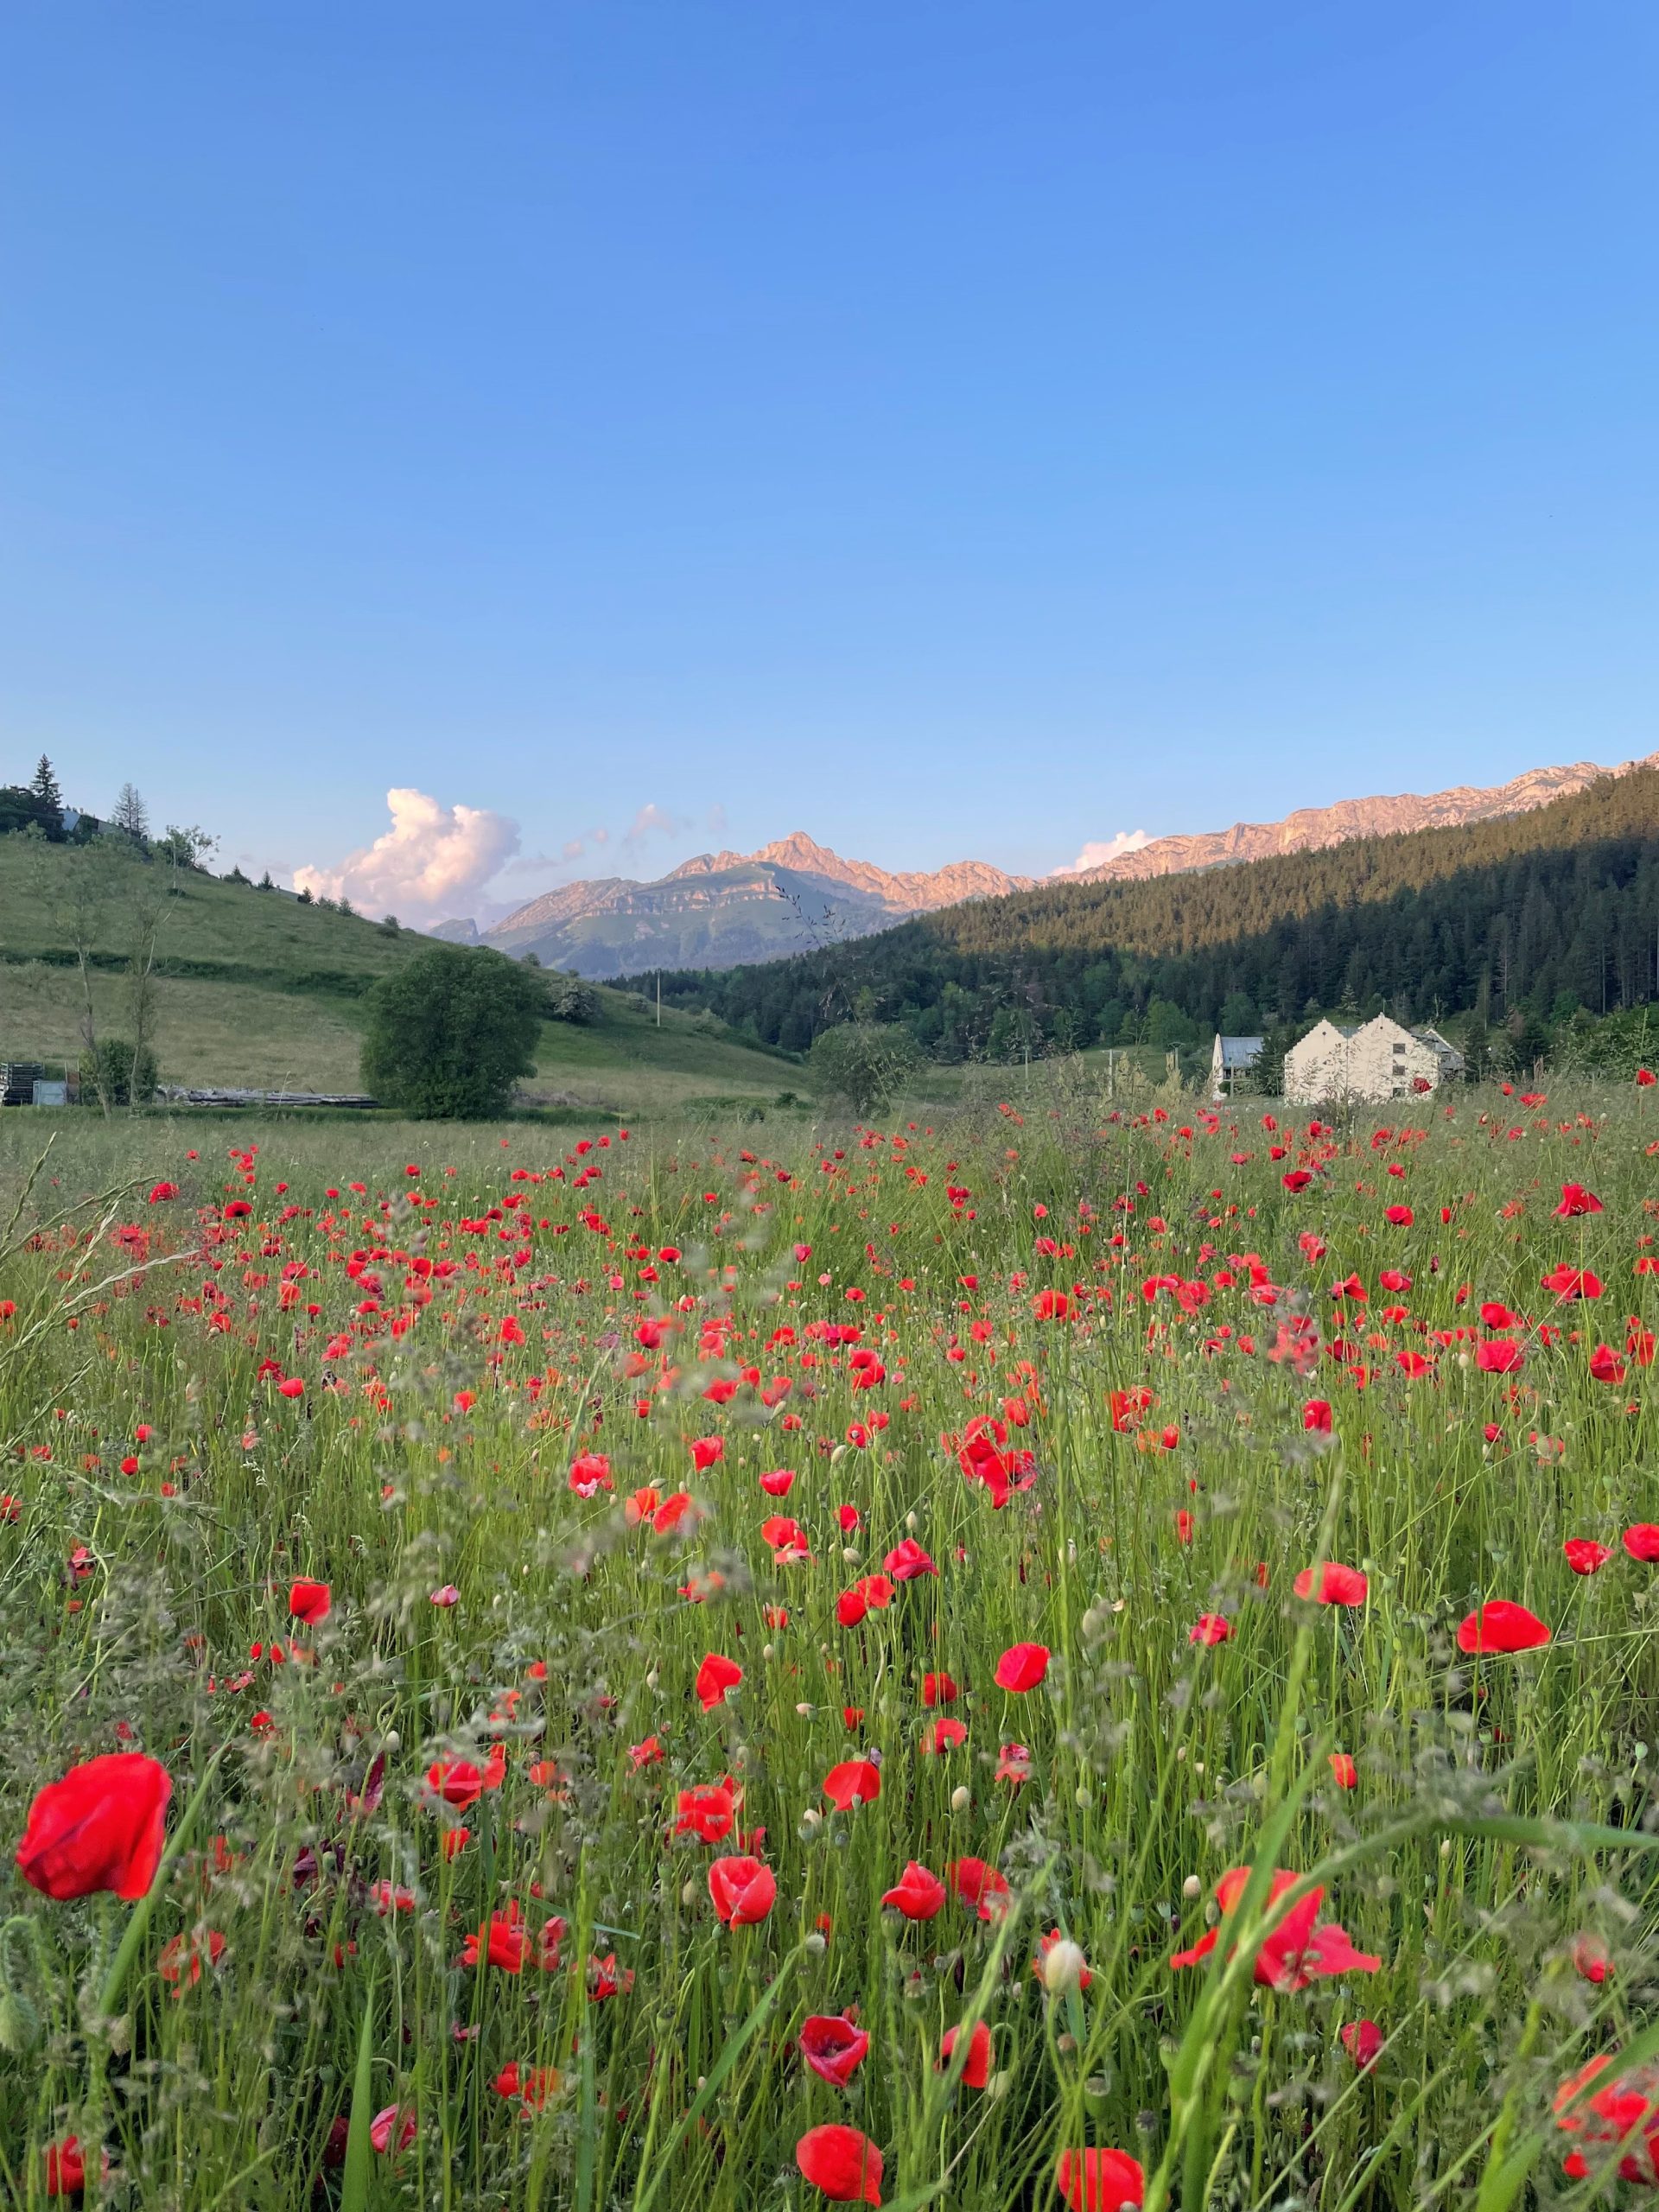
29 755 64 840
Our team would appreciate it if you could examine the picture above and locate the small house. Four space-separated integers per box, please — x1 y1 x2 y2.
1210 1034 1264 1097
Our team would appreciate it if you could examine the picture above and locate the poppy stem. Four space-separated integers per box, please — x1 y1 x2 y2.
97 1741 227 2021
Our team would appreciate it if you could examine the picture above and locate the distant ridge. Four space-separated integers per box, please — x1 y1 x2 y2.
477 835 1033 977
440 752 1659 980
1067 755 1659 883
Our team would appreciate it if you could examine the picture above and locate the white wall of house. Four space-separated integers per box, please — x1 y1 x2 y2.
1284 1014 1456 1103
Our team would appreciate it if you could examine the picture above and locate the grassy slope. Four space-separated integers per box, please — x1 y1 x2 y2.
0 836 806 1114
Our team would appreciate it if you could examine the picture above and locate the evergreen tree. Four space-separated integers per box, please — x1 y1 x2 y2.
30 755 64 840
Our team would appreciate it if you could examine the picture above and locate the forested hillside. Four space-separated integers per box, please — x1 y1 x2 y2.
656 765 1659 1059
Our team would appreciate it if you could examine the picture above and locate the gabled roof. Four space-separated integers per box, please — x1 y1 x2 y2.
1214 1035 1264 1067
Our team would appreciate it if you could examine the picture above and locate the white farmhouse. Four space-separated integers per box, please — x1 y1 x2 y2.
1283 1014 1464 1103
1210 1034 1264 1097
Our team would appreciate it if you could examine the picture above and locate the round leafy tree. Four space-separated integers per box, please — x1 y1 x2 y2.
807 1021 921 1116
361 944 544 1118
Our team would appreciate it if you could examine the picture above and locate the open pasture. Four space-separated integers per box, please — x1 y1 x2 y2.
2 1085 1659 2209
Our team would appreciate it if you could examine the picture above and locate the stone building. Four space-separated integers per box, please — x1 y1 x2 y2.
1283 1014 1464 1103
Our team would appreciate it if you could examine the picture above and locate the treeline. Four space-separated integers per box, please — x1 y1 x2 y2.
655 766 1659 1059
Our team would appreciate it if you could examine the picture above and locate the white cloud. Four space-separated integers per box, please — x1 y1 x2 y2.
621 802 685 850
1052 829 1153 877
293 788 519 924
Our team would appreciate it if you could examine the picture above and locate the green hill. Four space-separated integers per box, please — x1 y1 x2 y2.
0 835 806 1116
657 764 1659 1059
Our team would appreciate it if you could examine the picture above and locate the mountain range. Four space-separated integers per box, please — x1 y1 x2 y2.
434 753 1658 977
433 834 1035 976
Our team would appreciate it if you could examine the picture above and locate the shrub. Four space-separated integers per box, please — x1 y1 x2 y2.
545 973 599 1025
808 1022 922 1115
79 1039 157 1109
360 944 543 1118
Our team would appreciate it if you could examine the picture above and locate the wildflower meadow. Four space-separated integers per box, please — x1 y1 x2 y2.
5 1081 1659 2210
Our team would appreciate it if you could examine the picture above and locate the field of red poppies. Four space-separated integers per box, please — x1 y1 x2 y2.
3 1082 1659 2210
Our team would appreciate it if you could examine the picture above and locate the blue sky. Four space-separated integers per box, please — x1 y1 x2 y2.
3 3 1656 920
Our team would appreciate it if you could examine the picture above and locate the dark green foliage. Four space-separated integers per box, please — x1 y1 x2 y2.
79 1038 157 1108
29 757 64 840
360 944 544 1118
545 972 599 1025
0 787 56 836
660 766 1659 1058
808 1022 923 1114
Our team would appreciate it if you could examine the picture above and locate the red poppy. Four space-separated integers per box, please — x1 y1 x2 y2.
1170 1867 1381 1990
883 1538 938 1580
1302 1399 1332 1433
939 2018 993 2087
923 1670 959 1705
797 2125 883 2205
1327 1752 1357 1789
696 1653 743 1709
45 2138 106 2196
1294 1562 1368 1606
1281 1170 1313 1193
370 2106 417 2154
289 1578 331 1624
1054 2148 1145 2211
948 1857 1011 1921
995 1642 1051 1693
1592 1344 1630 1384
17 1753 172 1901
675 1781 736 1842
823 1759 881 1809
760 1515 810 1557
1625 1526 1659 1563
1475 1338 1524 1373
1456 1601 1551 1654
652 1491 696 1535
1555 1183 1603 1217
568 1452 613 1497
461 1903 529 1973
881 1859 946 1919
759 1468 795 1497
426 1751 503 1808
1572 1932 1614 1985
926 1716 967 1753
800 2013 869 2086
690 1437 725 1471
1564 1536 1611 1573
158 1926 227 1991
1554 2054 1659 2182
708 1853 776 1926
1190 1614 1231 1645
1340 2019 1383 2070
1383 1205 1413 1226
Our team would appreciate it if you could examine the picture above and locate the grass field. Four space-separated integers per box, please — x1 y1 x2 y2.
3 1076 1659 2209
0 836 811 1116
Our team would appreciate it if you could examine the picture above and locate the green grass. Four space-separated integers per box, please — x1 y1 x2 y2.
1 1077 1658 2208
0 836 812 1115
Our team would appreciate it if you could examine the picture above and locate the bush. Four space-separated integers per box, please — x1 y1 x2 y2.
79 1039 158 1109
360 944 544 1118
546 973 599 1025
808 1021 922 1116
